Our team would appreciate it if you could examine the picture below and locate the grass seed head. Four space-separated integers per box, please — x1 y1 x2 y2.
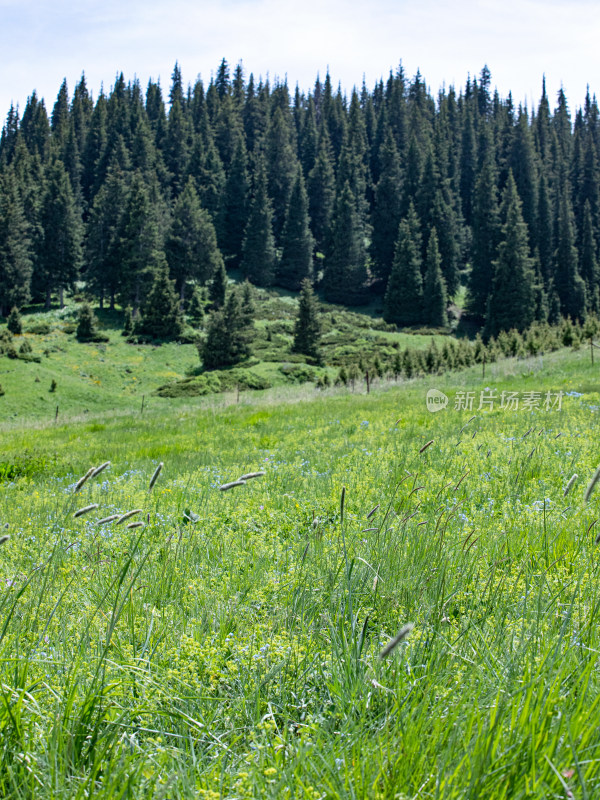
419 440 434 454
116 509 143 524
584 467 600 503
91 461 111 478
97 514 120 525
0 534 9 546
74 503 99 518
126 521 145 529
238 471 266 481
219 480 247 491
563 473 578 497
379 623 414 659
148 462 163 491
73 467 95 493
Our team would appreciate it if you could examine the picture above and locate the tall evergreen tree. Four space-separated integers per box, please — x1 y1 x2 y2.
293 278 321 360
370 127 403 284
277 167 314 290
383 217 423 326
241 157 276 286
323 182 368 305
580 200 599 310
486 173 536 335
166 178 224 304
423 228 448 327
221 131 249 267
307 132 336 253
34 159 82 309
0 170 33 315
554 182 587 319
137 263 184 339
469 135 500 314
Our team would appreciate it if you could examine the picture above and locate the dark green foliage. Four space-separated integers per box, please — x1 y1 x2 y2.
0 171 32 315
1 61 600 333
187 286 206 325
370 128 403 284
166 178 224 304
323 182 368 305
241 157 276 286
34 159 82 309
7 307 22 335
383 218 423 326
76 302 108 342
201 285 255 369
137 264 184 340
122 305 134 336
278 168 314 290
209 260 227 309
554 184 587 320
423 229 448 327
293 278 321 361
486 173 536 335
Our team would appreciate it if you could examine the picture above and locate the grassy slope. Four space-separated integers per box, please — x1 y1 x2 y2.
0 295 447 425
1 346 600 797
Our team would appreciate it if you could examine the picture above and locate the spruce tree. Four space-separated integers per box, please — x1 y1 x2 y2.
293 278 321 361
307 132 336 254
7 307 22 334
35 159 82 309
486 173 536 335
241 157 276 286
580 200 598 309
370 127 403 285
76 302 107 342
469 136 500 315
323 182 368 305
221 132 249 267
278 168 314 291
554 183 587 320
0 170 32 315
166 178 224 304
209 259 227 308
383 218 423 326
201 285 254 369
423 229 448 327
137 263 184 339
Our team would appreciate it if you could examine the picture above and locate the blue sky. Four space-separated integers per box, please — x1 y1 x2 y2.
1 0 598 118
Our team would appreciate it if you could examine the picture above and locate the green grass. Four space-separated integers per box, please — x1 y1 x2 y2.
1 345 600 798
0 295 449 424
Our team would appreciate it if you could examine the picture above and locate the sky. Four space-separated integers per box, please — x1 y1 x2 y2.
0 0 599 119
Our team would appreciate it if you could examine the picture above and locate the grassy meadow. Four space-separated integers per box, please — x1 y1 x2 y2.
2 344 600 798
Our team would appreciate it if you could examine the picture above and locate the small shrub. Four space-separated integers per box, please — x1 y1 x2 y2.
50 379 57 393
7 307 22 335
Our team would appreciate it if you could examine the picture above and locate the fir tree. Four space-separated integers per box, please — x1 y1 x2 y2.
580 200 598 309
469 134 500 315
292 278 321 361
137 263 184 339
383 218 423 326
323 182 368 305
7 307 22 334
554 183 587 320
278 168 314 291
201 285 254 368
122 305 134 336
423 229 448 327
241 157 276 286
370 127 403 285
209 259 227 308
486 173 536 335
0 170 32 315
166 178 224 305
307 132 336 253
35 159 82 309
76 302 107 342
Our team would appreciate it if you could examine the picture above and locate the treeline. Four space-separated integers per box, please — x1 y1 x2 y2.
1 60 599 334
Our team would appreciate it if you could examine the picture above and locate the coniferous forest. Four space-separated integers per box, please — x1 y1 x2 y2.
1 60 599 337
